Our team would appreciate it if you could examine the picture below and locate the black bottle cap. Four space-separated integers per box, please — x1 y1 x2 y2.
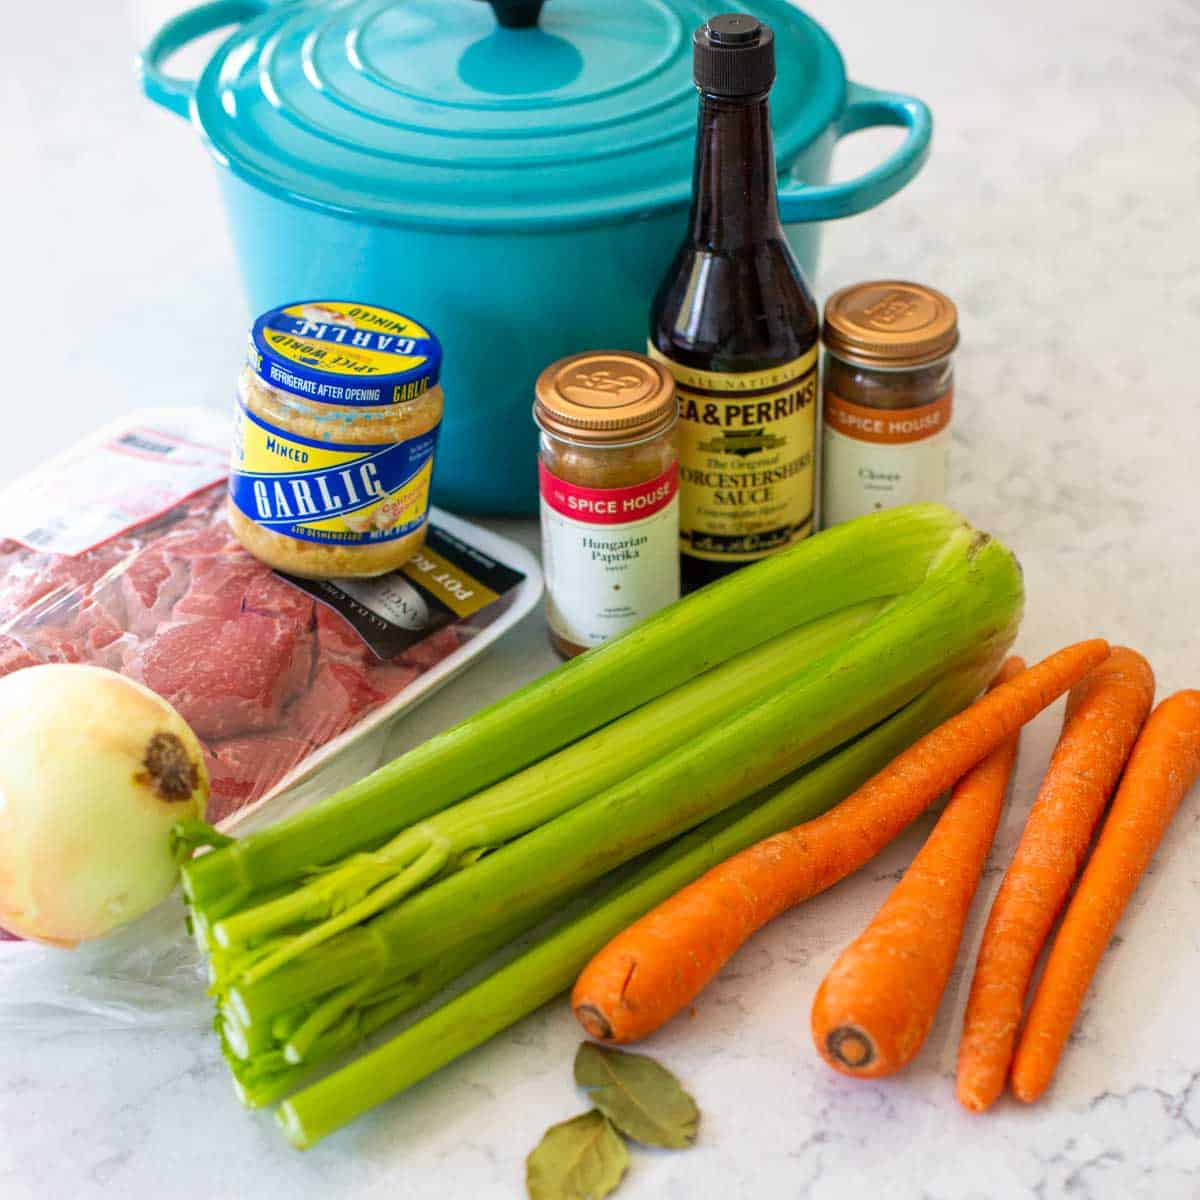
693 13 775 97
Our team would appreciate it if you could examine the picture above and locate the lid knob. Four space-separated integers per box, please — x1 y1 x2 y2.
693 13 776 97
480 0 546 28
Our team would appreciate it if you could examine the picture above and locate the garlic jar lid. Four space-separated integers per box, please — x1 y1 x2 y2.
534 351 675 444
823 281 959 368
250 300 442 407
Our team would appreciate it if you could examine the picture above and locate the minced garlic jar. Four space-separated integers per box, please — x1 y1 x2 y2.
534 351 680 658
228 300 443 579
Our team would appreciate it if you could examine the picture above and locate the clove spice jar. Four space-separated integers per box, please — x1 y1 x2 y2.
820 281 958 527
534 351 680 658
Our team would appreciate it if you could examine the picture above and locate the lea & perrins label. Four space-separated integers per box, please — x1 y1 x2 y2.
648 345 818 563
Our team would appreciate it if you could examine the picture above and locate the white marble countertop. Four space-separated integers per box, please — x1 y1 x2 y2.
3 1 1199 1197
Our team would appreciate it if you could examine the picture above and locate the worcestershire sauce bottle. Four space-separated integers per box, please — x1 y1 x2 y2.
650 14 819 592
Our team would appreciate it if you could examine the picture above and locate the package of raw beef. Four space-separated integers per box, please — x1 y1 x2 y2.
0 408 540 857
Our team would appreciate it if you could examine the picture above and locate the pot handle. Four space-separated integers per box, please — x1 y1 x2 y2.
777 82 932 223
138 0 278 119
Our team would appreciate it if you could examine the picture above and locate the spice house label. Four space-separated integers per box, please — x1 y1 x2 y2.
538 462 680 649
821 390 953 525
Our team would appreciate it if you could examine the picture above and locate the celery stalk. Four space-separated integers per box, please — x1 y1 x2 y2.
229 527 1021 1026
212 599 887 958
226 892 579 1108
275 654 1002 1149
182 504 967 914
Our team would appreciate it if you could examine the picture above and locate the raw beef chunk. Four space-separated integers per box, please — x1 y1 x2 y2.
120 546 193 636
243 571 315 628
75 597 127 656
0 552 117 619
0 635 39 674
203 733 310 823
0 479 485 828
399 625 461 671
175 556 274 621
314 602 375 664
128 615 303 740
290 659 389 742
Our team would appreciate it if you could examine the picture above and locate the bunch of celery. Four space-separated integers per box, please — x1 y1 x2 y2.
179 505 1024 1148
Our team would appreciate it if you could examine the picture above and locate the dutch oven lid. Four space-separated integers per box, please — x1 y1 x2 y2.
191 0 846 230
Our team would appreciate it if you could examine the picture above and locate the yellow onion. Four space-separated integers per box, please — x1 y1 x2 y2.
0 664 209 947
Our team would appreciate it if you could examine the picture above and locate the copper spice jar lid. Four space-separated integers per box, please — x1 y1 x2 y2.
534 351 676 444
823 281 959 368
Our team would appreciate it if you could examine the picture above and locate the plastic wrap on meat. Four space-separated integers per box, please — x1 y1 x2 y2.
0 635 39 675
0 485 478 826
399 625 462 671
203 733 311 825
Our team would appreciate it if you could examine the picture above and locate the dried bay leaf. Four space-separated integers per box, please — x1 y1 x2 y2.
526 1110 629 1200
574 1043 700 1150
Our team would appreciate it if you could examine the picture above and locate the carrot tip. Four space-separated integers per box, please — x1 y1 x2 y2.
574 1004 615 1042
955 1087 993 1115
825 1026 875 1071
1009 1078 1043 1105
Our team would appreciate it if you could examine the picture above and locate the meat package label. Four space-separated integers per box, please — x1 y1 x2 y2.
228 402 440 547
2 426 229 556
281 525 525 660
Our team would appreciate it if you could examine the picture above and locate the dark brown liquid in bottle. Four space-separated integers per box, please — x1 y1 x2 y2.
651 85 819 592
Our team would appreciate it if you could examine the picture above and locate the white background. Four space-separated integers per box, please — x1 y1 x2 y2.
2 2 1200 1198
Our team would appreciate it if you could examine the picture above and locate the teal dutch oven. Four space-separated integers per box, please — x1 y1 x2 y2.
140 0 932 515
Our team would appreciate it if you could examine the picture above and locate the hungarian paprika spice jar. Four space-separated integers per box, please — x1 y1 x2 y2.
534 351 680 658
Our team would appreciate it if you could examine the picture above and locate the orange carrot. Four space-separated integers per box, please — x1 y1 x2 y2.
1010 689 1200 1103
811 657 1026 1078
572 639 1110 1044
955 647 1155 1112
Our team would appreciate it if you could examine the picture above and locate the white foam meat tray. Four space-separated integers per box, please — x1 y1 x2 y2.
221 506 543 832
